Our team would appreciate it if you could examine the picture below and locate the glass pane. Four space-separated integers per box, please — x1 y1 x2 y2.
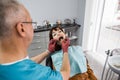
97 0 120 55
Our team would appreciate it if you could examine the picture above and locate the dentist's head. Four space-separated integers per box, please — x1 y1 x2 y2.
0 0 33 62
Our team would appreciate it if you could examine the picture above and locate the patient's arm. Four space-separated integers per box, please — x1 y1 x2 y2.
31 50 50 63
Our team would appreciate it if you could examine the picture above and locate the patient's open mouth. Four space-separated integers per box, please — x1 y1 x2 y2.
59 36 64 41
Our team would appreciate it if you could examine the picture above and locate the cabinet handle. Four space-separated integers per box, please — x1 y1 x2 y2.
32 41 41 44
32 46 41 50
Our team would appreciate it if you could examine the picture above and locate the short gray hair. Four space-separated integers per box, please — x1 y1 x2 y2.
0 0 27 39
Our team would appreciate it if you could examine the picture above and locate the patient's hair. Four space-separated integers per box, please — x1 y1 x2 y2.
49 26 64 51
0 0 26 39
49 26 64 40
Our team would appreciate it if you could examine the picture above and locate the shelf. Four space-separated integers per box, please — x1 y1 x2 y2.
34 24 81 33
69 36 78 40
106 25 120 32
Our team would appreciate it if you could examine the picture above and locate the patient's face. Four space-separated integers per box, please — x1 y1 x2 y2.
52 28 66 44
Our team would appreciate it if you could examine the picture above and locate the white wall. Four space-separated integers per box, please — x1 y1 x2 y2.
19 0 79 25
77 0 86 46
18 0 86 45
82 0 95 50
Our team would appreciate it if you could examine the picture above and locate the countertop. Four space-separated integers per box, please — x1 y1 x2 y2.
34 24 81 33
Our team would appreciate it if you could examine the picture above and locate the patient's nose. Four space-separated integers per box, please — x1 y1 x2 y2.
56 33 61 37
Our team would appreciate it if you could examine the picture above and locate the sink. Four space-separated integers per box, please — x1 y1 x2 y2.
108 55 120 74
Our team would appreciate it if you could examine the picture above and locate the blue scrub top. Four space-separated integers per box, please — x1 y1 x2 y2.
0 59 63 80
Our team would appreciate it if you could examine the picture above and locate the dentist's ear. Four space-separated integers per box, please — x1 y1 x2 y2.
16 22 26 37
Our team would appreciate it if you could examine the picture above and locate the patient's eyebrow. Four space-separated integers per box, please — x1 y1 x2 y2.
52 32 56 34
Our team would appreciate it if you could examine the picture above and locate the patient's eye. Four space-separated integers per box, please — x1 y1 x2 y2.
58 30 62 33
52 30 62 37
52 33 56 37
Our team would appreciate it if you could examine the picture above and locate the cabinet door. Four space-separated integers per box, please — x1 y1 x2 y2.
45 31 49 48
28 32 47 57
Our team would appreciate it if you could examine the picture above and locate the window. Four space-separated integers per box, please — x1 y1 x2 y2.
96 0 120 55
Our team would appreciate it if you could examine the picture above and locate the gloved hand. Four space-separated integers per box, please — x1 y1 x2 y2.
61 38 70 53
48 39 57 53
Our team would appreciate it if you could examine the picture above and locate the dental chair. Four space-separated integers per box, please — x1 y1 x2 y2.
46 55 97 80
101 48 120 80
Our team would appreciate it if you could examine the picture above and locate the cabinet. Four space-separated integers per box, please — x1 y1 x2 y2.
28 24 80 58
64 25 80 45
28 31 49 57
